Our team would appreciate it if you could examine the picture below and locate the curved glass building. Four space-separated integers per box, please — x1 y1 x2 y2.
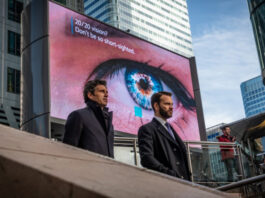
247 0 265 83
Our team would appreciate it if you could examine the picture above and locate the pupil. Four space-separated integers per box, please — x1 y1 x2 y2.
139 78 149 90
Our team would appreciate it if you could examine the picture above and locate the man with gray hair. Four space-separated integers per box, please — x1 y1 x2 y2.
63 79 114 158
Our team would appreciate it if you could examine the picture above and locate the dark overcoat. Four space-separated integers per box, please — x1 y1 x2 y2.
63 105 114 158
138 118 191 180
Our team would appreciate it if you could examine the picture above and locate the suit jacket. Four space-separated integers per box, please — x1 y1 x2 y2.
138 118 191 180
63 104 114 158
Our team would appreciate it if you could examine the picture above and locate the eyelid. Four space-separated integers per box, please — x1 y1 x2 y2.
89 58 196 111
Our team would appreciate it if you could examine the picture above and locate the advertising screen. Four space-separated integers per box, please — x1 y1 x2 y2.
49 2 200 141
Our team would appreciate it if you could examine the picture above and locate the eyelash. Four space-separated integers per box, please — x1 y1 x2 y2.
88 58 196 111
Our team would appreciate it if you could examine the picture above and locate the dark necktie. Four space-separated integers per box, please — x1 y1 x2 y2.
165 122 175 140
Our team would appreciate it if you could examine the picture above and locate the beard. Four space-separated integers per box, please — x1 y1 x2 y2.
159 106 172 119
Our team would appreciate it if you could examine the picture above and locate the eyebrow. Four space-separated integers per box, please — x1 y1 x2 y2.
97 88 107 91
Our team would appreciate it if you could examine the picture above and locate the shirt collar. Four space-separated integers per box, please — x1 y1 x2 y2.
86 98 109 112
154 116 167 126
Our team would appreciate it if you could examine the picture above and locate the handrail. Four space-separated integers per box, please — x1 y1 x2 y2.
114 137 238 146
115 137 138 141
216 174 265 191
185 141 236 146
113 135 265 197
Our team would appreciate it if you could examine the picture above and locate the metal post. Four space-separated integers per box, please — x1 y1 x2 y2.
186 142 193 182
247 138 256 175
1 0 5 105
237 145 245 179
133 139 138 166
237 145 248 197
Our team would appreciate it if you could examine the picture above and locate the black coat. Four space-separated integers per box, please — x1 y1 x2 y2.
138 118 191 180
63 103 114 158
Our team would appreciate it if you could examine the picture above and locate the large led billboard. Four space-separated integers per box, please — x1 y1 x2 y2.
49 2 200 141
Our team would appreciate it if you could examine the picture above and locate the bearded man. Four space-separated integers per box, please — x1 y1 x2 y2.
138 91 191 181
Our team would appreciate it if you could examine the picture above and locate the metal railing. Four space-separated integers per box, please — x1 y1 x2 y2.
217 174 265 191
114 137 141 166
183 141 245 185
216 174 265 198
113 137 257 184
113 137 265 196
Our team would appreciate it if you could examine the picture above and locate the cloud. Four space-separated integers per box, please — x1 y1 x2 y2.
193 15 260 128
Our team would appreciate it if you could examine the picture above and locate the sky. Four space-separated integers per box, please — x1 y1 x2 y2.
187 0 261 128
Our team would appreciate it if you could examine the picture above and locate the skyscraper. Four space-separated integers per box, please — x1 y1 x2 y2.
240 75 265 117
247 0 265 84
54 0 84 13
0 0 27 128
206 123 228 181
240 75 265 152
84 0 193 57
0 0 83 129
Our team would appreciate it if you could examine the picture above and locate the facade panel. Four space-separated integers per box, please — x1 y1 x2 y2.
55 0 84 12
247 0 265 83
240 75 265 150
241 76 265 117
0 0 25 128
84 0 193 57
0 0 84 129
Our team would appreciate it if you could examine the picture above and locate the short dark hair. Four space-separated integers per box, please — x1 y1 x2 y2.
83 79 106 103
220 125 229 131
151 91 172 111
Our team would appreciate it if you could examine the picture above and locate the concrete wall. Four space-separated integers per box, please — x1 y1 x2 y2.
0 124 234 197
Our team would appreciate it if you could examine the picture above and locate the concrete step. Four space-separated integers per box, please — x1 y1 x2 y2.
0 124 235 198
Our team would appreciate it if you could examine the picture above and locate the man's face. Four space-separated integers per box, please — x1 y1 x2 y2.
87 85 108 108
224 127 231 136
156 95 173 120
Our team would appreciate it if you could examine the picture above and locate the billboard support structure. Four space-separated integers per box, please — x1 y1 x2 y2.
21 0 50 138
190 57 206 140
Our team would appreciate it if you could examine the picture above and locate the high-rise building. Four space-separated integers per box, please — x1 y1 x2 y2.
0 0 83 129
206 123 225 142
84 0 193 57
0 0 28 128
206 123 228 181
240 75 265 117
240 75 265 148
54 0 84 13
247 0 265 84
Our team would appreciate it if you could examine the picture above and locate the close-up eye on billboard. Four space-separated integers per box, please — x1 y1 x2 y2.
49 1 200 141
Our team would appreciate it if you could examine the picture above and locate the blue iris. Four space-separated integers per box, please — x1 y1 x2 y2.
125 69 163 110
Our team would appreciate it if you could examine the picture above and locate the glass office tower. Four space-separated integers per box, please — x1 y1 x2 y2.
241 76 265 117
247 0 265 83
0 0 84 129
241 75 265 151
55 0 84 12
206 123 228 181
0 0 28 128
84 0 193 57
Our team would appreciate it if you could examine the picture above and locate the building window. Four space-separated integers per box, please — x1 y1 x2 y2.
54 0 66 5
7 67 20 94
8 31 20 56
8 0 23 23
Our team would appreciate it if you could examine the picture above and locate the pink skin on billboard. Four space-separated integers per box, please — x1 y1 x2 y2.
49 2 200 141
